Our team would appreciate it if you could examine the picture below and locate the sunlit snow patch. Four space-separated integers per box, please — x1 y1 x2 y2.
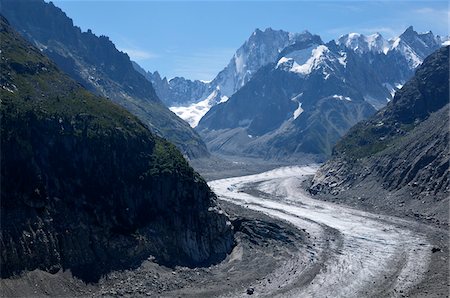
290 45 329 75
291 93 304 119
170 88 220 128
332 95 352 101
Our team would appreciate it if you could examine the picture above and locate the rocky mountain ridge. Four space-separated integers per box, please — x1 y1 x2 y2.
0 15 233 282
0 0 208 158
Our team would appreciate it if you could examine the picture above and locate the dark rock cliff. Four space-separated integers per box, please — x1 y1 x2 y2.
310 46 450 225
0 16 233 282
0 0 209 159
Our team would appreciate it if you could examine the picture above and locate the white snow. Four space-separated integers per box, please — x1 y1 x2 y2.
443 40 450 46
276 57 293 68
290 45 330 75
276 44 331 76
277 45 345 79
291 93 304 119
169 88 220 128
367 33 390 54
338 51 347 67
338 32 389 54
219 95 229 103
293 102 303 119
332 94 352 101
392 37 401 48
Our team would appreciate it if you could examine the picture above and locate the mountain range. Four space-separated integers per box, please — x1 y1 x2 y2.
0 0 208 158
134 26 446 159
193 27 445 158
309 45 449 225
143 27 447 125
134 28 314 127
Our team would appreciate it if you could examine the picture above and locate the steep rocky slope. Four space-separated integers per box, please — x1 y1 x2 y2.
0 16 233 282
0 0 208 158
310 46 449 225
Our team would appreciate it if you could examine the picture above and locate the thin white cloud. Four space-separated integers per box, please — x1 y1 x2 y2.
412 7 449 29
119 48 159 61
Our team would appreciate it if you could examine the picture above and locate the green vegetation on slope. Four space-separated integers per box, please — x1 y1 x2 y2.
0 16 232 282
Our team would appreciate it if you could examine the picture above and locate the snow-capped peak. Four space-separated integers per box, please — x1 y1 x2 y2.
337 26 443 69
389 26 442 68
337 32 389 54
214 27 294 96
277 44 345 79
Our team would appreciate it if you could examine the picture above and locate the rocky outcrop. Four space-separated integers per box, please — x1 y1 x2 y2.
310 46 450 225
0 16 233 282
0 0 209 159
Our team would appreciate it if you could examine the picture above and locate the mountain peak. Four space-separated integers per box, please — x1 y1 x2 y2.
253 28 263 35
399 25 418 39
251 27 289 38
337 32 388 54
404 25 415 33
152 70 162 80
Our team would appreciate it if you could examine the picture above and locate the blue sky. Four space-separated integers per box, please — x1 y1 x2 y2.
52 0 449 81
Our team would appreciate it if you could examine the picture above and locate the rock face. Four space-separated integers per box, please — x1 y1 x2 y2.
132 62 210 108
0 0 208 159
0 16 233 282
195 28 445 159
310 46 449 224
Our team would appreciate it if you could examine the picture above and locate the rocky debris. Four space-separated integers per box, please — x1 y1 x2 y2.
431 247 441 253
246 287 255 295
